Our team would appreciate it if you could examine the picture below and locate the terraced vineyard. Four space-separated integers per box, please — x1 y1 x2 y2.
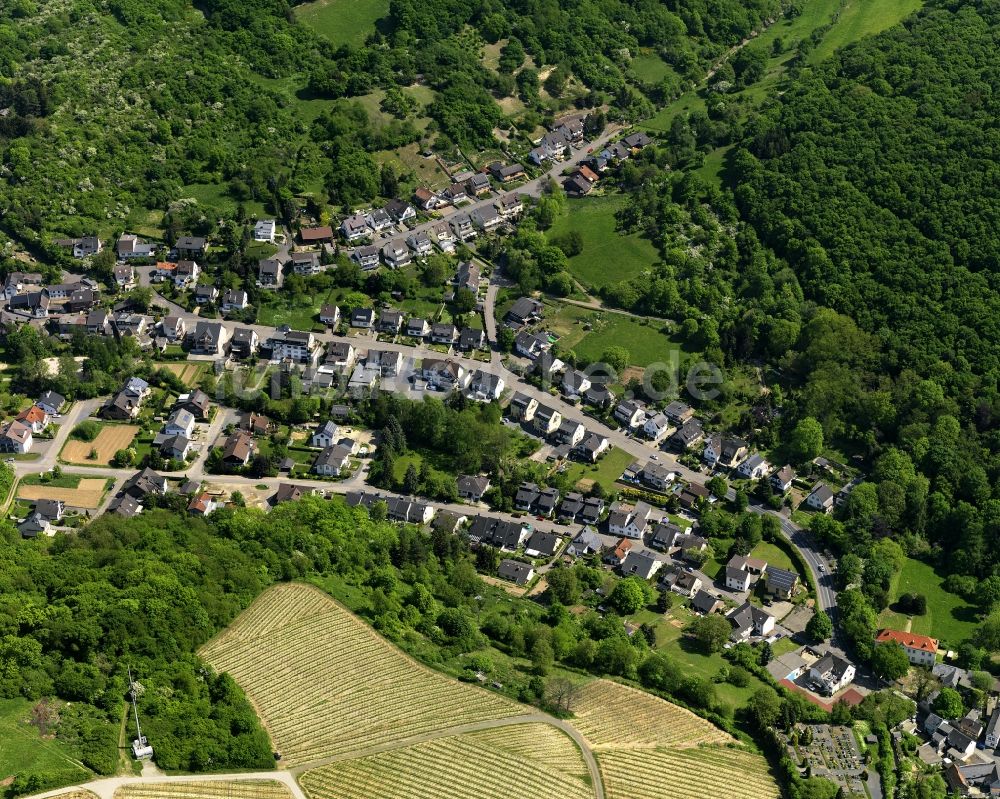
299 724 593 799
198 583 523 765
598 746 781 799
114 783 292 799
571 680 732 749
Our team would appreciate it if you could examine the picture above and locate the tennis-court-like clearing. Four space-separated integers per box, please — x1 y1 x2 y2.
61 425 139 465
18 477 111 508
299 725 592 799
546 196 660 290
114 783 292 799
198 583 523 766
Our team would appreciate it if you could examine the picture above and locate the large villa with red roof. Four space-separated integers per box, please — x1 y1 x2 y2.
876 628 939 667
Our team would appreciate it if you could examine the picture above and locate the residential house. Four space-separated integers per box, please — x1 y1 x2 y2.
429 321 457 345
257 258 283 288
725 566 753 592
340 213 371 243
384 198 416 222
623 131 653 149
308 420 338 448
536 487 560 517
313 444 352 476
875 629 939 666
454 261 481 294
495 193 523 219
175 236 206 258
324 341 356 373
533 404 562 436
669 419 704 451
431 222 456 253
489 162 525 183
457 475 491 502
562 174 592 196
504 391 537 422
159 315 186 342
221 289 249 313
458 327 486 351
413 187 440 210
16 405 48 434
0 420 32 453
174 259 200 288
449 213 474 241
562 369 592 398
677 481 712 512
189 321 228 355
238 412 270 437
809 653 856 695
86 308 109 334
299 226 334 245
575 432 609 462
771 465 795 493
498 559 534 586
386 496 434 525
514 331 549 359
229 328 259 360
806 483 835 513
113 264 136 290
193 285 218 305
703 435 748 468
465 173 492 196
442 183 468 205
377 308 404 335
270 483 312 505
164 408 196 438
514 482 541 512
381 239 412 269
9 291 49 318
254 219 276 243
116 234 156 260
559 493 585 521
103 376 150 420
351 307 376 328
506 297 543 328
64 288 97 313
317 304 340 327
764 566 799 599
121 467 167 501
664 401 694 425
985 706 1000 748
266 329 320 364
466 370 504 402
691 590 724 615
367 349 403 376
567 528 603 558
365 209 393 234
155 433 192 461
406 230 433 257
471 206 502 233
614 399 647 429
555 418 586 447
621 550 666 581
670 571 703 598
605 538 634 567
585 384 614 410
737 453 771 480
640 462 675 491
580 497 605 525
188 492 221 516
2 271 42 300
352 245 380 271
642 412 671 441
222 431 255 467
524 531 561 559
727 602 776 640
291 251 325 276
422 359 465 390
36 391 66 416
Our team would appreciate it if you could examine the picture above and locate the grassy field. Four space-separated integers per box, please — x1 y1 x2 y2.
294 0 388 47
879 558 978 647
18 476 112 509
257 291 332 330
749 541 796 573
0 698 88 779
809 0 924 62
155 362 209 387
630 53 675 84
299 724 592 799
198 583 523 766
546 196 660 290
598 746 780 799
561 447 633 493
571 680 730 749
114 783 292 799
574 316 682 369
61 424 140 466
179 182 268 219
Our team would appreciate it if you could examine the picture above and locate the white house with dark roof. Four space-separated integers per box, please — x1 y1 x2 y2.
806 482 835 512
340 213 371 242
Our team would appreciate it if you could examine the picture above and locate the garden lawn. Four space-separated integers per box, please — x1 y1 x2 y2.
294 0 389 48
561 447 634 493
546 196 659 290
257 291 331 330
882 558 978 647
0 698 87 778
574 316 682 368
749 541 796 573
630 53 675 83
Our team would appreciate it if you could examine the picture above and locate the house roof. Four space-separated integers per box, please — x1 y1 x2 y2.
765 566 799 592
691 590 722 614
223 431 255 462
37 390 66 409
498 559 533 585
315 443 352 467
17 405 47 425
525 531 560 556
300 225 334 241
457 474 491 495
876 628 939 653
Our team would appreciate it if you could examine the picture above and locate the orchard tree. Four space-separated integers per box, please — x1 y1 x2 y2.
688 614 731 653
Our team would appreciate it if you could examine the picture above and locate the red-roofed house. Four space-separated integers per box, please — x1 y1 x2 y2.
16 405 49 433
876 629 939 666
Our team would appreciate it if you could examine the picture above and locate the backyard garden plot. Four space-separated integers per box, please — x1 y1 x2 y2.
571 680 731 749
114 783 292 799
18 477 110 509
198 583 523 765
299 725 592 799
61 425 139 465
598 745 780 799
157 362 208 387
